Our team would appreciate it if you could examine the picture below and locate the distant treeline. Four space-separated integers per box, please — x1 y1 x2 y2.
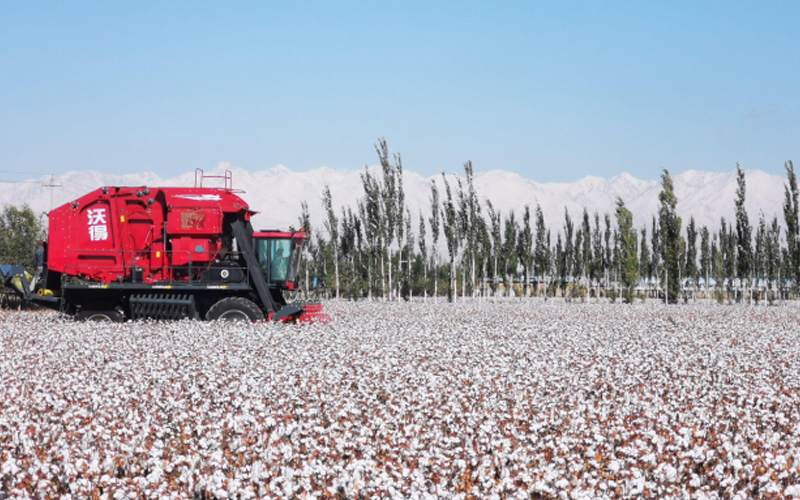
298 139 796 305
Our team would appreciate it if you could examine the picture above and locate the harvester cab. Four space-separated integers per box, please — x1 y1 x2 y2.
253 230 307 290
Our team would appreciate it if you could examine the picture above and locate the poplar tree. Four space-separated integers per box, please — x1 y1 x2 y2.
428 181 440 299
441 172 460 302
581 209 592 289
338 207 357 297
485 199 502 296
604 213 612 292
502 212 519 296
712 235 725 302
658 169 682 304
700 226 711 299
573 215 584 296
418 211 428 299
476 213 493 297
517 206 534 296
563 209 575 298
360 168 383 298
754 214 767 304
456 176 469 298
639 226 650 290
403 207 413 299
723 219 737 300
734 165 752 302
321 184 340 299
555 234 565 297
650 217 661 299
297 201 313 296
461 162 481 296
766 217 781 303
374 141 395 298
783 160 799 294
615 198 638 303
591 212 603 296
396 158 407 298
685 217 698 300
534 204 550 296
718 218 730 299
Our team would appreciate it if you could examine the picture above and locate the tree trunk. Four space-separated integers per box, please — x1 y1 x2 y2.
450 257 457 302
408 252 413 301
423 260 427 302
388 250 393 301
380 252 386 301
462 261 466 299
471 255 476 298
334 246 340 299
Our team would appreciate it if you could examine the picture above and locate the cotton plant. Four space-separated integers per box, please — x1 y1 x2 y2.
0 300 799 499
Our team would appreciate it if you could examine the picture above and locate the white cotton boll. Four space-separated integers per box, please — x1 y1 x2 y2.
664 465 678 482
251 461 264 482
785 485 800 496
5 303 800 496
209 449 223 464
628 475 645 496
1 458 20 476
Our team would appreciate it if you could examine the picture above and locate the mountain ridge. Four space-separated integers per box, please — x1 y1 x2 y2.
0 164 787 240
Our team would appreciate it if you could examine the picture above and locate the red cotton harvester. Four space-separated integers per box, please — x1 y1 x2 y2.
0 169 329 323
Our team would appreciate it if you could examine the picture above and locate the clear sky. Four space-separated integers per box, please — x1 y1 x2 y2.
1 1 798 183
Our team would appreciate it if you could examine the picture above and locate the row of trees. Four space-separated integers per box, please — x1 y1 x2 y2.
299 141 799 305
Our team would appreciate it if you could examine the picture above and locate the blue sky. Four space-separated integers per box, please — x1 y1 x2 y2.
1 1 798 182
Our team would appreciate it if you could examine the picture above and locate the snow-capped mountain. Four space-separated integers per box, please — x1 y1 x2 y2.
0 163 787 239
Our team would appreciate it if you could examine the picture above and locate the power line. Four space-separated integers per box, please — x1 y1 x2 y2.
0 170 52 176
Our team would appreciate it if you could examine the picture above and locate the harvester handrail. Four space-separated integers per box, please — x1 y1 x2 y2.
194 168 234 190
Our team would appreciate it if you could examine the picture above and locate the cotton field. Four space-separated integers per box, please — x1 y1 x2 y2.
1 301 800 500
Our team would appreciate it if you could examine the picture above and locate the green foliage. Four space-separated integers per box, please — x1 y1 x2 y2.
700 226 710 291
441 172 460 301
569 283 586 301
658 170 682 303
517 206 533 295
300 141 798 305
783 161 800 294
615 198 638 304
713 241 726 303
534 204 550 284
639 226 649 281
0 204 45 270
735 165 752 290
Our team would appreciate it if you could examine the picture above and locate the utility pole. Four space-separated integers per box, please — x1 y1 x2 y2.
41 174 62 231
42 174 62 213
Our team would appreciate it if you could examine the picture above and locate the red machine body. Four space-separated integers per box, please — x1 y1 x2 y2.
48 186 251 284
22 175 327 323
